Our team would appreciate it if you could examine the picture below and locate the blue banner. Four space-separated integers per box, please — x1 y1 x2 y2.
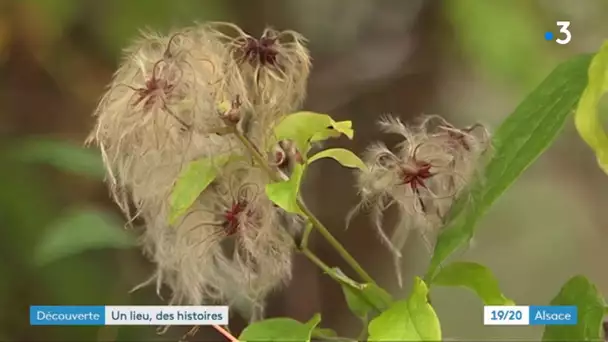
529 305 577 326
30 305 229 326
30 306 105 326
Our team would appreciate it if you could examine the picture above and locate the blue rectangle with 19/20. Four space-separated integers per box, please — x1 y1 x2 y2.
529 306 577 325
30 306 105 326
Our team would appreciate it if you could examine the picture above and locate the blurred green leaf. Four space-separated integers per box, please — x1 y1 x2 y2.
542 275 606 341
168 154 233 224
11 138 105 180
27 0 81 36
0 148 124 342
265 164 305 215
447 0 554 87
368 277 441 341
97 0 228 57
0 255 10 304
0 153 55 237
273 111 353 157
239 314 321 342
431 261 514 305
308 148 367 170
574 41 608 174
34 208 135 266
425 54 593 280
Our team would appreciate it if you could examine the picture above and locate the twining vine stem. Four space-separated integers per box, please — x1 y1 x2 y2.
231 127 375 285
297 199 374 284
299 222 383 315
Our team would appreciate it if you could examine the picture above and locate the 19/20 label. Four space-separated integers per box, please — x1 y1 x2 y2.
483 306 529 326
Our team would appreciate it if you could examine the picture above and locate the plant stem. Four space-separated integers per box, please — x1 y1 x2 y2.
300 247 383 313
297 199 374 284
357 321 369 342
212 325 239 342
233 130 280 181
233 128 375 284
301 248 331 274
299 222 387 314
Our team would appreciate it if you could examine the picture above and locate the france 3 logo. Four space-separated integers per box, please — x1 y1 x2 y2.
545 21 571 45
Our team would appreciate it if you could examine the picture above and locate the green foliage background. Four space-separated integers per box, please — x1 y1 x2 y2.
0 0 607 341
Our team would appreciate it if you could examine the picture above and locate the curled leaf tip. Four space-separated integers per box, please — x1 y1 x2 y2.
308 148 367 170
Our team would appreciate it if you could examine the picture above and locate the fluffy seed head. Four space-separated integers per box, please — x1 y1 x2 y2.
138 162 295 321
87 22 312 321
350 114 491 286
86 27 250 220
204 22 311 124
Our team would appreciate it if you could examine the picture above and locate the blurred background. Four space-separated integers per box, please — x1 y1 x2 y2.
1 0 607 341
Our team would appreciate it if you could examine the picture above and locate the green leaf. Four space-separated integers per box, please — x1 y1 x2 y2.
343 281 391 319
26 0 82 42
368 277 441 341
308 148 367 170
446 0 555 87
168 154 232 224
239 313 321 342
10 138 105 179
312 327 338 339
273 111 354 157
311 120 354 142
312 327 356 342
34 208 135 266
323 268 392 325
574 41 608 174
431 261 514 305
542 275 606 342
343 282 392 318
425 54 593 280
265 164 305 215
327 268 392 319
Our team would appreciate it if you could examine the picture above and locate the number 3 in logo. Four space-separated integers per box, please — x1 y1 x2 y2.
556 21 571 45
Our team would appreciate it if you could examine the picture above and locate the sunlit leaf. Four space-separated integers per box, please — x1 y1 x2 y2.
542 276 606 341
34 208 135 266
239 313 321 342
425 54 593 280
368 277 441 341
11 138 105 179
574 41 608 174
431 261 514 305
168 154 233 224
311 120 354 142
308 148 367 170
273 111 354 157
265 164 305 215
